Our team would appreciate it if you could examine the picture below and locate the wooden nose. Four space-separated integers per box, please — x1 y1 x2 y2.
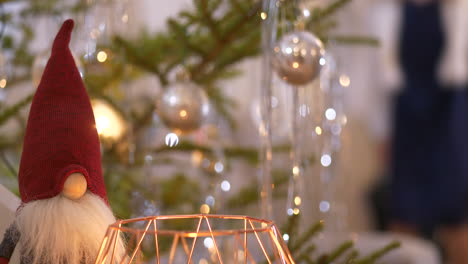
62 173 87 200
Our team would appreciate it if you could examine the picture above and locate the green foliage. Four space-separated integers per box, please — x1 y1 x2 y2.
0 93 32 127
280 215 400 264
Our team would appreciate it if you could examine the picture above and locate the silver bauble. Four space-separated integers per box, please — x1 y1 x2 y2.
272 31 325 85
157 82 210 133
32 50 84 87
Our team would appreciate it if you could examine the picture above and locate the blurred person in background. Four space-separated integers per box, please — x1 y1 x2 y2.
371 0 468 262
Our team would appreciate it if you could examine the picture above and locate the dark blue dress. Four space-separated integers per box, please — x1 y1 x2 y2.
390 1 468 233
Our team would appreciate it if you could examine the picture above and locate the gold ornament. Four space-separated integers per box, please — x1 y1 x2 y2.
92 99 126 141
272 31 325 85
157 82 210 133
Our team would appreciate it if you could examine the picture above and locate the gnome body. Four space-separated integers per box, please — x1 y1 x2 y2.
0 20 122 264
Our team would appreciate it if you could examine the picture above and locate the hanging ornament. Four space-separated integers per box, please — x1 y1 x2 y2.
32 50 84 87
272 31 325 85
91 99 126 141
156 81 210 133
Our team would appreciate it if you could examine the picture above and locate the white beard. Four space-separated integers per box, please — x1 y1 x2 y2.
15 192 125 264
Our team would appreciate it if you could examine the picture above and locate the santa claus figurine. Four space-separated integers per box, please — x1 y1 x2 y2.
0 19 123 264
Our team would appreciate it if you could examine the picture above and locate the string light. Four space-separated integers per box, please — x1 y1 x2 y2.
97 51 108 63
339 74 351 87
321 154 332 167
221 180 231 192
292 166 300 176
200 204 210 214
165 133 179 147
319 57 326 66
205 196 215 207
325 108 336 121
203 237 214 248
0 78 6 88
315 126 322 135
294 196 302 206
214 162 224 173
179 109 188 118
121 14 129 23
319 201 330 212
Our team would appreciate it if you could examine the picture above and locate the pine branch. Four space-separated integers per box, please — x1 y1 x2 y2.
355 241 400 264
196 0 223 41
322 240 354 263
340 250 359 264
290 220 325 252
0 150 17 177
283 214 300 248
152 140 262 165
0 93 33 127
310 0 352 23
189 1 261 80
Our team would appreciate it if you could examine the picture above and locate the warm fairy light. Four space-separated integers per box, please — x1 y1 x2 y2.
293 208 300 215
292 166 299 176
0 78 6 88
179 109 188 118
292 62 299 69
339 74 351 87
200 204 210 214
97 51 108 63
294 196 302 206
341 115 348 125
92 99 125 140
260 12 267 20
315 126 322 135
121 14 129 23
191 150 204 166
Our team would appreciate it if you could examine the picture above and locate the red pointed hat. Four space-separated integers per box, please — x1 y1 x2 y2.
18 19 108 204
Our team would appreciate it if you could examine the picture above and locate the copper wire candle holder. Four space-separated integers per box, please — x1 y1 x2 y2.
95 214 295 264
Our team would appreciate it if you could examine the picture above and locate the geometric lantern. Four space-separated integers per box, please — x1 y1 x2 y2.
95 214 295 264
